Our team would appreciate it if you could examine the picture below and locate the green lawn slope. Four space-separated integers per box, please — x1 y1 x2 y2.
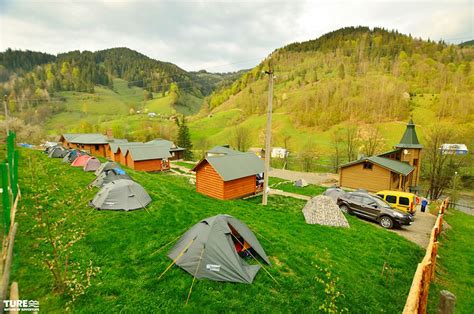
12 149 424 312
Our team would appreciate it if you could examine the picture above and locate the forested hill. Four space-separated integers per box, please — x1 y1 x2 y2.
0 47 239 104
204 27 473 130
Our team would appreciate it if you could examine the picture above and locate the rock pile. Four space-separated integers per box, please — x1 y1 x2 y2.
302 195 350 228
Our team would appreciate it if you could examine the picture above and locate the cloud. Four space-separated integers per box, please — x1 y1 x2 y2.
0 0 472 72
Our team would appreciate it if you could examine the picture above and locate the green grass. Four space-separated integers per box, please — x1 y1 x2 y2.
269 177 327 197
173 161 195 169
11 149 425 312
427 210 474 313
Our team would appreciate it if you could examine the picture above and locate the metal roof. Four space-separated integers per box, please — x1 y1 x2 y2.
340 156 414 176
116 142 147 154
66 133 108 144
193 152 264 181
207 146 241 156
127 145 172 161
396 119 423 149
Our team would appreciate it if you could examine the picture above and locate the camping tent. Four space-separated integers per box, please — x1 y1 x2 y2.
302 195 349 228
62 150 82 163
94 161 121 176
90 179 151 211
322 187 346 202
167 214 270 284
71 155 91 167
84 157 101 172
48 146 67 158
89 168 132 188
294 178 308 187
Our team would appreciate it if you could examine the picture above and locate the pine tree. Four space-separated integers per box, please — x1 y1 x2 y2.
176 115 193 160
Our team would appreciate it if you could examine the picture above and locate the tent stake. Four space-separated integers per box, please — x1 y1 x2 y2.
158 238 194 280
186 245 205 305
230 233 279 285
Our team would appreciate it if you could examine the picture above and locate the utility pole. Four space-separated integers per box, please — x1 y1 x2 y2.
262 63 273 205
3 95 9 135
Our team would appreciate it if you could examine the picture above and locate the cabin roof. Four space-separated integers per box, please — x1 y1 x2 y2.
193 152 264 181
340 156 414 176
126 145 172 161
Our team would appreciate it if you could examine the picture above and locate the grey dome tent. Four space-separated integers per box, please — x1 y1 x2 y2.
166 214 271 284
302 195 349 228
48 146 67 158
294 178 308 187
94 161 121 176
91 179 151 211
89 168 132 188
62 149 82 163
323 187 346 202
83 157 101 172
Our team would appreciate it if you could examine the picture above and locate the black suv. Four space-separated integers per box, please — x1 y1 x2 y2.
337 191 414 229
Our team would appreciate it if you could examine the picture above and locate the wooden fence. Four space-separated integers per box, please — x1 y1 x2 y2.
403 198 449 314
0 131 21 312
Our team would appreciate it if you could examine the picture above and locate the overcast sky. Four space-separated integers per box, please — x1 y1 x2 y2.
0 0 472 72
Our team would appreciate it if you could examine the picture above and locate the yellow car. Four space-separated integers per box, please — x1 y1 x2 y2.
376 190 417 214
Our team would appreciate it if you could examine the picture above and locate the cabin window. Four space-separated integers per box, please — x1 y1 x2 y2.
386 195 397 204
95 145 99 150
363 162 373 170
399 197 410 206
413 159 418 166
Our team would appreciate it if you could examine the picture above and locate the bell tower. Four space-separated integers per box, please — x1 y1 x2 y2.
395 119 423 190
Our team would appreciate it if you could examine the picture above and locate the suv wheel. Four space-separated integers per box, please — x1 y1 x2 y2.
340 205 351 214
379 216 394 229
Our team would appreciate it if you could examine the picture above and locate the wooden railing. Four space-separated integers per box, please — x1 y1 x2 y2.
403 198 449 314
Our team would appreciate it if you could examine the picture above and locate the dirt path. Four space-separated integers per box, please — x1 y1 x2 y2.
269 169 338 186
388 208 437 248
269 188 311 201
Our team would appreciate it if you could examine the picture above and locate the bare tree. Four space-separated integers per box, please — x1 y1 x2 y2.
299 141 317 172
232 126 251 152
343 126 360 162
361 126 384 156
330 128 344 173
424 126 463 199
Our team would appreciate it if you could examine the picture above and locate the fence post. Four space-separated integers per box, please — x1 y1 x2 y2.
437 290 456 314
0 223 18 313
0 163 10 234
9 282 18 314
11 150 19 202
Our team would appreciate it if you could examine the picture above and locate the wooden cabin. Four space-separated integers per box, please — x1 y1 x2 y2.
124 145 171 171
192 147 264 200
59 133 123 158
339 119 423 193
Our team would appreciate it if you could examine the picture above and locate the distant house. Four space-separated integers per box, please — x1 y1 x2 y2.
60 133 109 157
271 147 289 159
339 119 423 193
125 145 172 172
148 112 157 118
440 144 468 155
192 146 264 200
146 139 185 160
108 142 141 161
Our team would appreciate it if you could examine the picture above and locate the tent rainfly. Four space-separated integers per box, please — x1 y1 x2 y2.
94 161 121 176
166 214 271 284
62 150 82 163
90 179 151 211
302 195 349 228
84 157 101 172
89 168 132 188
48 146 67 158
71 155 91 167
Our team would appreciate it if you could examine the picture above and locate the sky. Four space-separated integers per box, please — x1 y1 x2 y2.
0 0 472 72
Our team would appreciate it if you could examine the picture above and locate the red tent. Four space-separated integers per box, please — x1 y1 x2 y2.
71 155 91 167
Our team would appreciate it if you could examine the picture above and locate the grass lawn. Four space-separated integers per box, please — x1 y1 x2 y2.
427 209 474 313
12 149 425 312
269 177 327 197
173 161 196 169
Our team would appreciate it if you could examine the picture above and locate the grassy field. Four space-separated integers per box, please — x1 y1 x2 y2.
269 177 327 197
427 209 474 313
10 149 426 312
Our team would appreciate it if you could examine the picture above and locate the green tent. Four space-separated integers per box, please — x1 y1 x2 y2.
167 214 271 284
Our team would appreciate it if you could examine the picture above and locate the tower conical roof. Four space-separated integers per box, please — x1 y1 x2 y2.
396 119 423 149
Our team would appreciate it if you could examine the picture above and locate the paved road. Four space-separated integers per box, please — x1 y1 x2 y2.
388 208 437 248
269 169 339 186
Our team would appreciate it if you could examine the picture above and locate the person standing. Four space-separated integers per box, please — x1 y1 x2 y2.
421 197 428 212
